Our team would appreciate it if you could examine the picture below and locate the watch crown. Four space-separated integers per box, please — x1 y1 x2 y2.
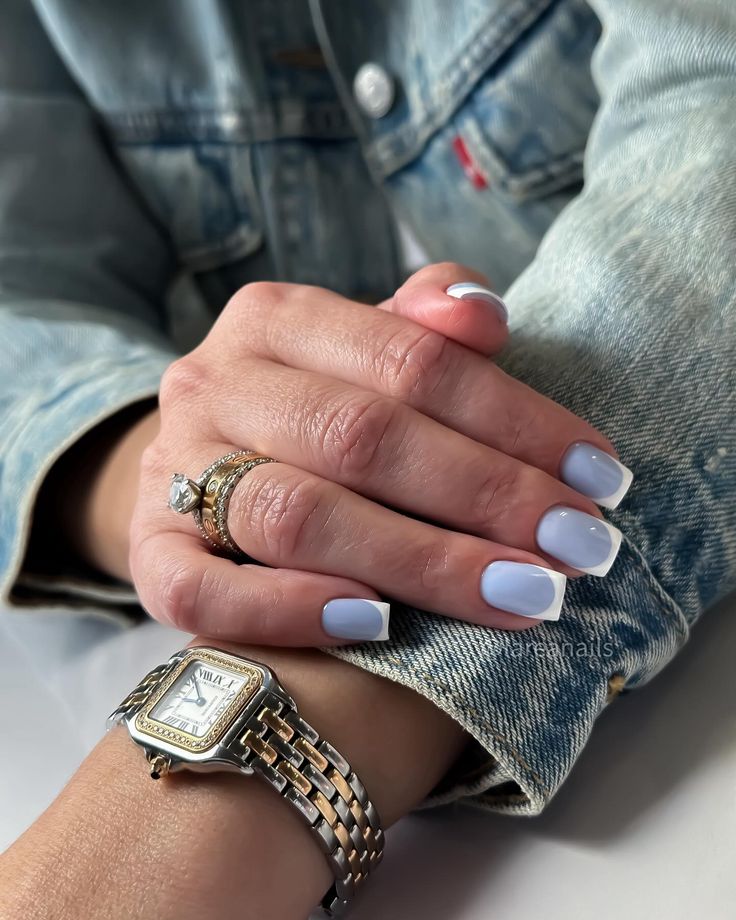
148 753 171 780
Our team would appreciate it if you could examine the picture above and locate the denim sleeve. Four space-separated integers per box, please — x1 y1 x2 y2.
0 2 177 609
328 0 736 813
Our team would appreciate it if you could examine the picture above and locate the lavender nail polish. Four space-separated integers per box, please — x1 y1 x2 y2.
322 598 390 641
561 442 633 509
536 506 622 577
480 561 566 621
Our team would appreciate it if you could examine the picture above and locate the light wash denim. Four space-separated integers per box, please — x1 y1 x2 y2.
1 0 735 814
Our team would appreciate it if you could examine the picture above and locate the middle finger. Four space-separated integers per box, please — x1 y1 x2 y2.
221 282 619 489
210 359 622 577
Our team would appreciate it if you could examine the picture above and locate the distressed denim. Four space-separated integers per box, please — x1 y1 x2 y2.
1 0 734 814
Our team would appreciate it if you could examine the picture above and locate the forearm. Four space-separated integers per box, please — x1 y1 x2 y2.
0 641 466 920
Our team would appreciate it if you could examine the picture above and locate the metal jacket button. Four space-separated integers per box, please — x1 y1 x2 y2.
353 62 395 119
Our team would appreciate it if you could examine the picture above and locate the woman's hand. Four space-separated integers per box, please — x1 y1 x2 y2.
106 262 630 645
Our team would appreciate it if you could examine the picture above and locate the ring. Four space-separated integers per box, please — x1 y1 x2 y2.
169 450 277 557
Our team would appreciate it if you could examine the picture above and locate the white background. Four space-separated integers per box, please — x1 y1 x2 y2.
1 596 734 919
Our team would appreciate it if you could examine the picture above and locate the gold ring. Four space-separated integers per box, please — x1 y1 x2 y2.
169 450 277 557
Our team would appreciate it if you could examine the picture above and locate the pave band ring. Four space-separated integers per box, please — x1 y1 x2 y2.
169 450 277 557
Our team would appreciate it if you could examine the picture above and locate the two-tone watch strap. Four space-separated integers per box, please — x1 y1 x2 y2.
106 661 174 729
235 691 385 916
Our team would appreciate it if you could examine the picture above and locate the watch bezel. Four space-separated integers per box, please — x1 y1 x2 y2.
130 647 267 758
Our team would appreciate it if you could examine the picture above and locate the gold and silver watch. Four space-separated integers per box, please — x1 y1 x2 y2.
107 646 384 916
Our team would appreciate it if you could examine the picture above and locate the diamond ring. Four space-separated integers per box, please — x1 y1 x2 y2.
168 450 277 557
168 474 202 514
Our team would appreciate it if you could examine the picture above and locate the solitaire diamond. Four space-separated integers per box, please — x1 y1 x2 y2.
169 474 201 514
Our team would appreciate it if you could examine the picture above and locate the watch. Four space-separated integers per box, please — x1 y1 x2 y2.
107 645 384 916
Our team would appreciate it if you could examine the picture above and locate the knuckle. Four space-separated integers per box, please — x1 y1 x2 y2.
138 444 159 482
317 394 399 479
476 462 528 526
498 397 546 457
137 550 202 632
221 281 298 353
410 539 450 593
139 440 167 482
224 280 289 323
377 327 453 403
235 468 326 561
159 357 207 410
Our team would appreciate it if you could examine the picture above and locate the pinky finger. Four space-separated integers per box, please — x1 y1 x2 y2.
133 532 391 646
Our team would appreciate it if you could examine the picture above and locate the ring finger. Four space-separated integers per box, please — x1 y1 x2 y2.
169 454 570 632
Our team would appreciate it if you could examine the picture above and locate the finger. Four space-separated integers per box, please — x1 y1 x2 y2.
132 530 392 646
212 284 627 501
377 262 509 356
222 459 568 626
206 360 622 576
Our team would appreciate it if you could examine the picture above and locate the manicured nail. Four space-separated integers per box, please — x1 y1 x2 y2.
322 598 390 641
536 506 622 577
480 561 566 621
446 282 508 322
561 442 633 509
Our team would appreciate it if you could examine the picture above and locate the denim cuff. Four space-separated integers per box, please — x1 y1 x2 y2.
0 355 173 612
326 537 690 815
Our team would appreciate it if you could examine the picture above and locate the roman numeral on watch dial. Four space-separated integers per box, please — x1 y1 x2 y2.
163 715 193 732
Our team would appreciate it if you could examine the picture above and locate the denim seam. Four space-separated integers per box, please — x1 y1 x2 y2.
327 533 690 808
360 652 550 797
460 116 585 196
365 0 556 176
0 363 172 608
619 534 691 636
105 104 354 144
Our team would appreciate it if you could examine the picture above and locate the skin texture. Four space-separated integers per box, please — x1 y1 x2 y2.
66 263 616 646
0 641 467 920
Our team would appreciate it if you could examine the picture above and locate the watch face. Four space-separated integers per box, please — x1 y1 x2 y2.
149 661 247 738
134 649 263 752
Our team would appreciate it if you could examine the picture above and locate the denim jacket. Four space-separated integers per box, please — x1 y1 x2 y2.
1 0 735 814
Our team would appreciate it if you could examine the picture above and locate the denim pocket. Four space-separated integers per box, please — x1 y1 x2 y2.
449 0 601 201
116 140 263 272
376 0 601 287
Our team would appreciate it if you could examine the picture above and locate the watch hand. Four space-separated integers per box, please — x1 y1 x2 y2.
192 674 206 705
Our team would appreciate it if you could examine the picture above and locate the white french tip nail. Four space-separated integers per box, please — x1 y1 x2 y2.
581 521 623 577
560 442 634 510
446 282 508 321
597 463 635 510
536 507 623 578
372 601 391 640
537 568 567 621
479 561 567 621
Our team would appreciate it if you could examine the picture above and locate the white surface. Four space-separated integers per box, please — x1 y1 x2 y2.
1 598 734 920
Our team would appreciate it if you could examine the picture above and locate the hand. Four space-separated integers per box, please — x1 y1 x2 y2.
122 262 624 644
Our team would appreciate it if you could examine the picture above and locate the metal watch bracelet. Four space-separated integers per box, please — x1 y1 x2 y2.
108 656 385 916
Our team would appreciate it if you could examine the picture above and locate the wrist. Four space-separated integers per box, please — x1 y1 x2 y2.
60 404 160 581
0 643 466 919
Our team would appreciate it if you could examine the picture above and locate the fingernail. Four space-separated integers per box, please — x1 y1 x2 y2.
322 598 390 641
536 506 622 576
561 442 633 509
446 282 508 322
480 561 566 621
